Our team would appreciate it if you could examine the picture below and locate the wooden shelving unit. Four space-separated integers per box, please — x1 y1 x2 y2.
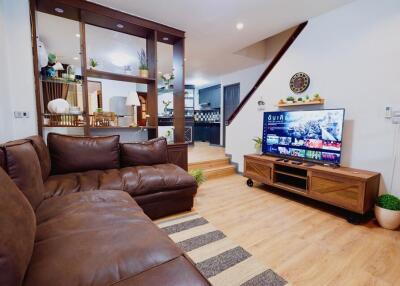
30 0 186 142
86 69 156 84
276 100 325 107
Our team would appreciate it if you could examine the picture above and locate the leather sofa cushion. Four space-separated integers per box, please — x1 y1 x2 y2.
43 164 196 199
112 256 210 286
121 137 168 167
24 190 183 286
2 140 44 210
27 136 51 181
0 168 36 286
47 133 120 174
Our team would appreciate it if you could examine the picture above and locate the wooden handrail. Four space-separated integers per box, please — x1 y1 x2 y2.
226 22 308 126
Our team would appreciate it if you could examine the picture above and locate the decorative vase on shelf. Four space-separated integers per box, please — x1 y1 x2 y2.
139 69 149 78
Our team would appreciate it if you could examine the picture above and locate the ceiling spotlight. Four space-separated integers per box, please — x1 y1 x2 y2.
116 23 124 29
54 7 64 14
163 37 169 41
158 71 162 74
73 57 79 61
236 22 244 30
75 33 80 38
184 58 187 61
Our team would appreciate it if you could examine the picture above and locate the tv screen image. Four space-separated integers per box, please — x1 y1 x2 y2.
262 109 345 164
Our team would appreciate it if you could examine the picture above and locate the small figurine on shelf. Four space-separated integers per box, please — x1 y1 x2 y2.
162 100 172 115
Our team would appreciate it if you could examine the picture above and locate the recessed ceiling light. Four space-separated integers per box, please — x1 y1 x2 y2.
54 7 64 14
236 22 244 30
184 58 187 61
73 57 79 61
75 33 80 38
163 37 169 41
158 71 162 74
116 23 124 29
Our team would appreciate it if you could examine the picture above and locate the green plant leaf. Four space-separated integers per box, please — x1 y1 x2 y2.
377 194 400 211
189 169 207 186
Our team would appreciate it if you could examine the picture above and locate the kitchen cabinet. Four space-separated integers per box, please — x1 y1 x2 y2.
194 122 220 145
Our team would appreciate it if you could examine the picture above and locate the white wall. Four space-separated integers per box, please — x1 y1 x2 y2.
226 0 400 196
0 0 37 142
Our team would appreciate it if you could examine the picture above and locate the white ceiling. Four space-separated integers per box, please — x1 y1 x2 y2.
90 0 354 86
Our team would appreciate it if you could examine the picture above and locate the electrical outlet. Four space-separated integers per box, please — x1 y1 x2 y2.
14 111 30 118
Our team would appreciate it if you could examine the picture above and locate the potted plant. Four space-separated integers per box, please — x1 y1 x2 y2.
162 100 172 115
137 48 148 78
253 137 263 155
286 96 295 103
165 128 174 143
161 73 175 89
189 169 206 186
375 194 400 230
89 58 98 70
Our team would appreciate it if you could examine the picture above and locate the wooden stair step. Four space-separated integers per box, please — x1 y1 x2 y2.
203 165 236 179
189 158 231 171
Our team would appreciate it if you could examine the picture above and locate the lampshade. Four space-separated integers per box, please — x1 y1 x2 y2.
126 91 140 106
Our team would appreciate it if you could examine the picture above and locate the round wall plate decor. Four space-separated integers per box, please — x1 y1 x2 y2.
290 72 310 93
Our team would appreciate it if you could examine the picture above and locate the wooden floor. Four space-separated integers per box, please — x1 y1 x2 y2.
188 141 227 163
190 174 400 286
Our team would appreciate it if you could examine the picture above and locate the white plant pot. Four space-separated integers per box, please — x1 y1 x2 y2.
255 145 262 155
375 205 400 230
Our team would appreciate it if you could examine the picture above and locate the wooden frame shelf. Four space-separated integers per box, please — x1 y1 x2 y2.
89 126 157 130
86 69 156 84
276 100 325 108
30 0 186 142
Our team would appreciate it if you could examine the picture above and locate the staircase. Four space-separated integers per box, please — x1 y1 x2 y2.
188 157 236 179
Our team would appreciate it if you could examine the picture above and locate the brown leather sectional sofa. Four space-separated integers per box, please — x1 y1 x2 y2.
0 133 210 286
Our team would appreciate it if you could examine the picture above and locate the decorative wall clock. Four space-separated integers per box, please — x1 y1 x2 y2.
290 72 310 93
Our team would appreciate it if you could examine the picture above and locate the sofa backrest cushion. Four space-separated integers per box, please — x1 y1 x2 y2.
26 135 51 181
2 140 44 210
0 166 36 286
121 137 168 167
47 133 120 174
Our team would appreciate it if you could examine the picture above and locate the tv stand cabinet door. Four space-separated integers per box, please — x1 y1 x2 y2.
244 159 272 184
309 172 365 213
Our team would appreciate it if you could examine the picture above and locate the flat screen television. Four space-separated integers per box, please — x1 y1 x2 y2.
262 109 345 165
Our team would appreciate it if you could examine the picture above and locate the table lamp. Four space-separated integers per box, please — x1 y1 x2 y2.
126 91 140 127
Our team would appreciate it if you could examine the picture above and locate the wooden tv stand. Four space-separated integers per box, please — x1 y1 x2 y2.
244 154 380 216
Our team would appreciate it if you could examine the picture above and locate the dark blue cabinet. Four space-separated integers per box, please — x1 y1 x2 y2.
194 123 220 145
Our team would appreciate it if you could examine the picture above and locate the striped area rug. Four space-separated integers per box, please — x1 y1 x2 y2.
157 213 287 286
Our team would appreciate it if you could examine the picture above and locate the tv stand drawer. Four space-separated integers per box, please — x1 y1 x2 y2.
244 159 272 184
309 172 364 212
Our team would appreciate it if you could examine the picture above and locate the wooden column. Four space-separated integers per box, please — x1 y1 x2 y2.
29 0 43 136
146 30 158 139
173 38 185 142
79 21 90 135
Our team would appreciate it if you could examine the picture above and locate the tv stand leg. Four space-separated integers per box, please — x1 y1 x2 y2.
346 212 371 225
246 179 254 187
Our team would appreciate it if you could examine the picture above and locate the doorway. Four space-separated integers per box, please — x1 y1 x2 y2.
223 83 240 146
